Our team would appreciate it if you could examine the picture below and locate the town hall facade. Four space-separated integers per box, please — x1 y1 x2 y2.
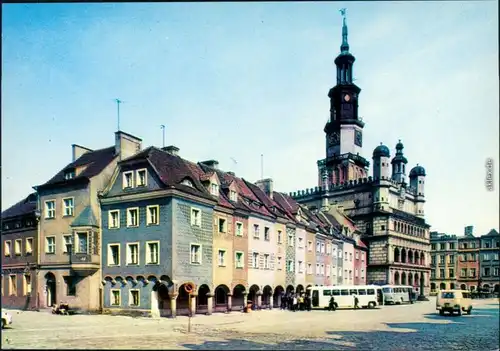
291 12 432 295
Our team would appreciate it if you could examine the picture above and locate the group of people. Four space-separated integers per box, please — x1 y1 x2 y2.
51 301 70 315
279 291 312 311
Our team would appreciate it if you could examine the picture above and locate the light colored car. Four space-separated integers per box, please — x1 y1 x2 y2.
436 290 472 316
2 310 13 329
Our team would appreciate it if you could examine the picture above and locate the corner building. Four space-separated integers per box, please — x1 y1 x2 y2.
291 14 431 295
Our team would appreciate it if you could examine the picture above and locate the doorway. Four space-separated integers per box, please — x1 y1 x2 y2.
45 272 56 307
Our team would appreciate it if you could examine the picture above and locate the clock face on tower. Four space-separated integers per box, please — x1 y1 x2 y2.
354 130 363 147
344 94 351 102
328 131 340 146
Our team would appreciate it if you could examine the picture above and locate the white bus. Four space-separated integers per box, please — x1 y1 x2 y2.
381 285 416 305
307 285 384 310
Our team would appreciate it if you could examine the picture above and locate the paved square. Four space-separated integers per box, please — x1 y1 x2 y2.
2 298 499 350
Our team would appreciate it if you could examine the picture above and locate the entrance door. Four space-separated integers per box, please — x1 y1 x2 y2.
46 280 56 307
312 290 319 307
77 233 88 253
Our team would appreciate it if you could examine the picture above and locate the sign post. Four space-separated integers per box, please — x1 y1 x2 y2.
184 283 194 333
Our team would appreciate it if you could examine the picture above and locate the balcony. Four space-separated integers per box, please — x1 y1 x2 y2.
69 253 100 276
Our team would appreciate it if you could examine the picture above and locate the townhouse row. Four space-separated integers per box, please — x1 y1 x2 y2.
1 131 368 316
429 227 500 294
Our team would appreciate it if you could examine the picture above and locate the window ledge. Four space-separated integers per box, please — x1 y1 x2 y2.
190 262 201 265
145 263 159 266
126 225 139 228
146 223 160 226
45 217 55 220
126 263 139 266
218 264 226 267
108 264 120 267
108 227 120 230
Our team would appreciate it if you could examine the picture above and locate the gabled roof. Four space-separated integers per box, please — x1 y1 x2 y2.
273 192 300 215
120 147 213 201
2 193 37 220
244 180 287 221
483 229 499 237
38 146 117 188
71 206 99 228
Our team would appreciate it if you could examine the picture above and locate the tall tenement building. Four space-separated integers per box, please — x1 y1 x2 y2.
291 12 431 295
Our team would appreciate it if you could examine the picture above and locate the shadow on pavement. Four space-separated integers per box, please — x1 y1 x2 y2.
182 305 499 350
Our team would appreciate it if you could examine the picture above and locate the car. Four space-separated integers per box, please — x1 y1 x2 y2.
1 310 13 329
436 289 472 316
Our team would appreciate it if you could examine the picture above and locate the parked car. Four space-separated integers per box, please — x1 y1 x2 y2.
1 310 13 329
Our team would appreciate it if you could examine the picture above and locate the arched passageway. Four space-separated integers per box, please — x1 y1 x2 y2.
430 282 436 291
394 271 400 285
154 278 172 317
196 284 210 314
286 285 295 294
45 272 56 307
394 248 400 263
273 285 284 308
214 284 230 312
262 285 273 308
248 284 260 307
408 251 414 265
232 284 246 311
177 283 193 316
296 284 304 295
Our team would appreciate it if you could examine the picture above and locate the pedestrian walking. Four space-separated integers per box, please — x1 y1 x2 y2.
306 294 312 311
292 294 298 312
328 296 336 311
354 295 360 309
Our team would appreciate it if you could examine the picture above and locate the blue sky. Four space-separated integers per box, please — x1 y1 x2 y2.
2 2 498 236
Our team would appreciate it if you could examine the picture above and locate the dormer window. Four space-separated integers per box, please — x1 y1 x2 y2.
181 179 193 187
210 183 219 196
64 169 75 180
123 171 134 189
136 169 147 187
229 190 237 201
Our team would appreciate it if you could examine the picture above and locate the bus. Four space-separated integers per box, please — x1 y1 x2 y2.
381 285 417 305
307 285 384 310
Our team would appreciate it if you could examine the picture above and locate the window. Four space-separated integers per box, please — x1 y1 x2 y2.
190 244 201 264
23 275 32 295
45 200 56 219
469 253 476 261
65 277 76 296
108 210 120 229
339 250 342 259
264 227 270 241
361 269 365 279
316 242 320 253
182 179 193 187
349 253 353 262
460 254 466 261
126 208 139 227
253 224 260 238
146 206 159 225
349 270 352 279
136 169 147 187
470 268 476 277
321 264 325 275
229 190 237 201
449 255 455 264
326 244 331 254
277 230 282 244
62 198 74 216
355 268 359 277
449 268 454 278
235 222 243 236
449 243 455 250
439 269 445 278
111 290 121 306
277 256 282 269
439 255 445 264
264 254 270 269
483 253 490 261
126 243 139 265
218 249 226 266
321 243 325 253
146 242 159 265
190 208 201 227
344 251 348 261
288 234 294 247
361 252 365 262
316 263 320 275
252 252 259 268
355 251 359 260
14 239 22 255
108 244 120 266
76 232 88 253
64 169 75 180
338 268 342 277
130 290 140 306
440 243 445 250
298 237 304 248
307 263 312 274
210 183 219 195
218 218 227 233
46 237 56 254
306 241 312 251
461 268 467 277
431 243 436 250
494 267 499 276
287 260 294 272
298 260 303 273
235 251 244 268
62 235 72 253
9 275 17 296
25 238 33 255
123 171 134 188
494 253 499 261
483 241 491 248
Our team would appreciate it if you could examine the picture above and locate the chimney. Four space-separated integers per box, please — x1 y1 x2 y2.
72 144 93 162
115 131 142 161
255 178 274 199
464 225 474 236
227 171 235 176
200 160 219 169
162 145 179 156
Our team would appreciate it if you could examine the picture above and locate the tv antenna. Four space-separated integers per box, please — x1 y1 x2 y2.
114 98 125 131
160 125 166 147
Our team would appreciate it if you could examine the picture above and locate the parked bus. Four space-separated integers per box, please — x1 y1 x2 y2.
307 285 384 310
381 285 417 305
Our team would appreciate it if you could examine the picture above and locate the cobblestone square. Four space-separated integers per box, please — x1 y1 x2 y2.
2 298 499 350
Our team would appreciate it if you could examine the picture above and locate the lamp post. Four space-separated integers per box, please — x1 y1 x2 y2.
418 272 429 301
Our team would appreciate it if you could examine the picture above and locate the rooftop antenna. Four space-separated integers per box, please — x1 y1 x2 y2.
160 125 166 148
230 157 238 174
260 154 264 180
115 98 124 131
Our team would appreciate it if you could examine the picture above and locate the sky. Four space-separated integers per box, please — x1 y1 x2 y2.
2 2 498 236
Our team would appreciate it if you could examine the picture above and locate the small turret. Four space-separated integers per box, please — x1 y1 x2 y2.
391 140 408 184
372 143 391 180
409 164 426 217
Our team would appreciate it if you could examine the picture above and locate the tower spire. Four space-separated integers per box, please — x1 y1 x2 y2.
339 8 349 53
